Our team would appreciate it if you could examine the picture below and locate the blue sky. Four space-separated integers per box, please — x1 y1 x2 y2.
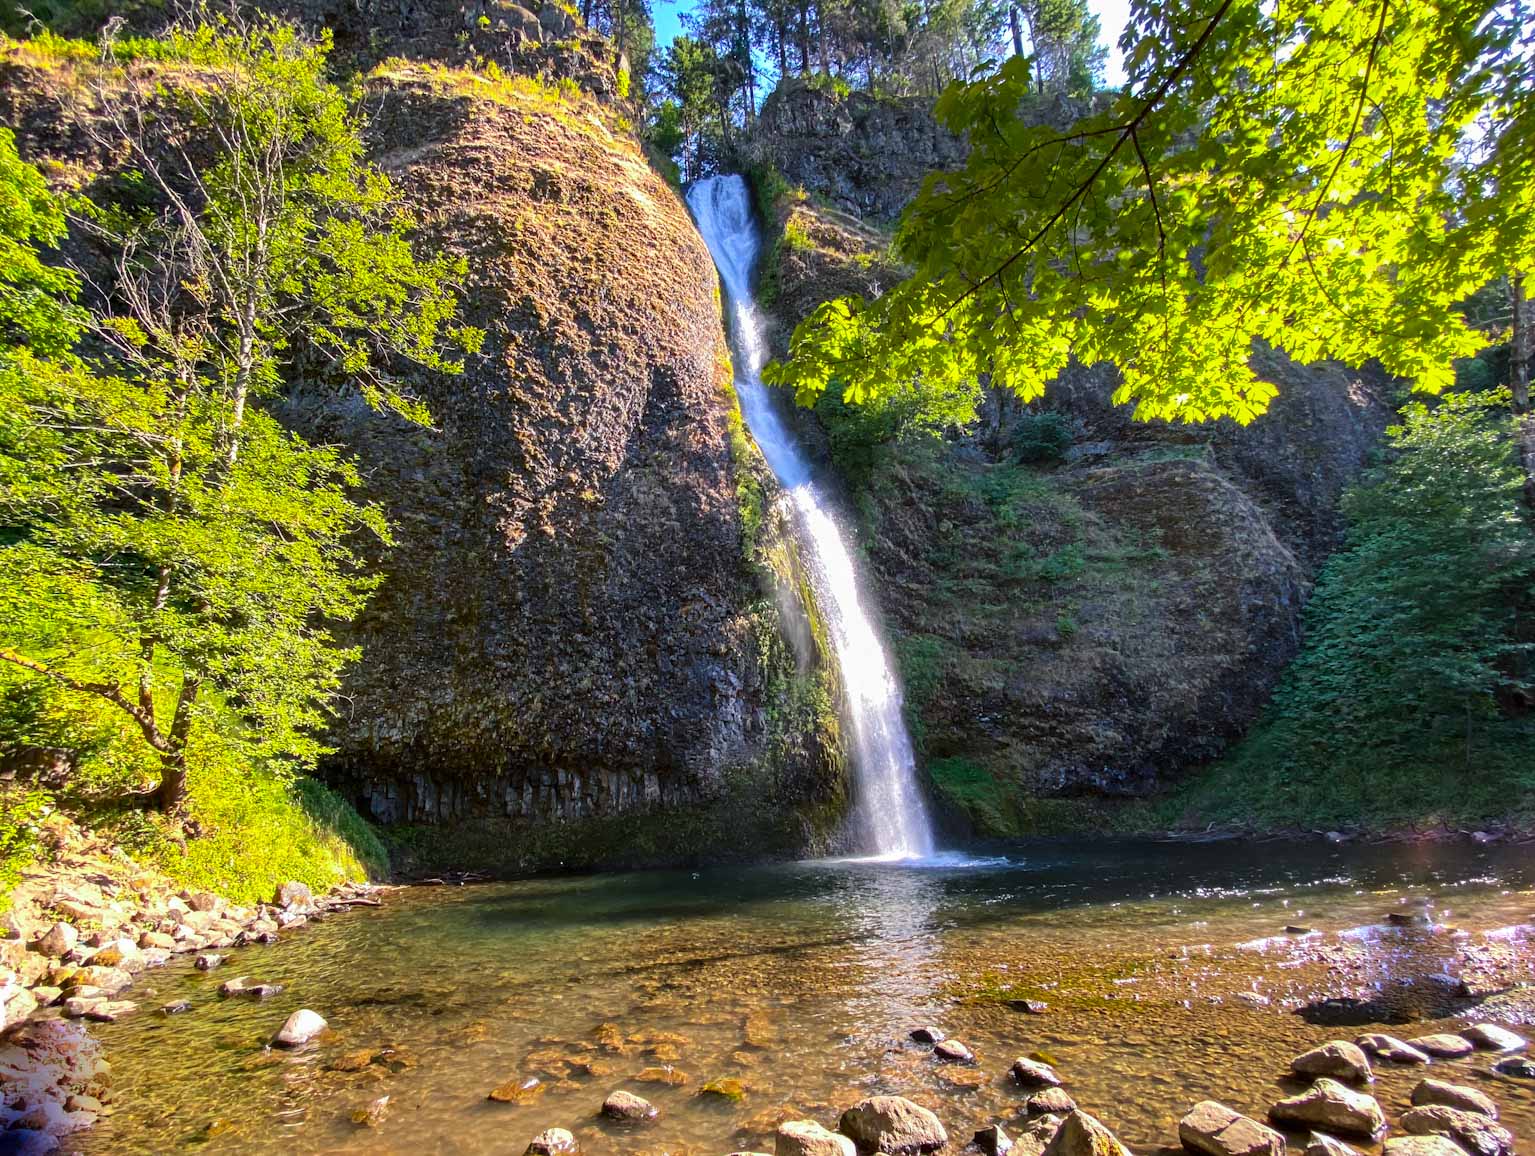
650 0 1132 86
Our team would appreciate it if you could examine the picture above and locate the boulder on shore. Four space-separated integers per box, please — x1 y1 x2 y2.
1409 1078 1497 1119
1382 1138 1471 1156
1405 1034 1474 1059
1399 1105 1514 1156
1178 1100 1285 1156
1268 1079 1385 1138
837 1096 948 1153
1460 1023 1525 1052
1354 1034 1431 1065
1304 1134 1359 1156
1291 1041 1372 1083
1042 1111 1131 1156
777 1120 857 1156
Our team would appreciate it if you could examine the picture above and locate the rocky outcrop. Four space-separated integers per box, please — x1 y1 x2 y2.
286 74 843 860
750 79 965 222
754 158 1391 824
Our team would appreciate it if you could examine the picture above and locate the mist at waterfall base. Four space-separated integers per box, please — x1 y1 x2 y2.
687 173 944 863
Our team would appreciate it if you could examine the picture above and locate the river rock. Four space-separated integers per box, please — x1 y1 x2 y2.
1026 1089 1076 1116
600 1090 657 1121
1399 1106 1513 1156
34 922 77 958
1010 1057 1063 1087
275 881 312 910
350 1095 390 1127
700 1077 747 1101
933 1038 973 1063
777 1120 856 1156
1292 1041 1373 1083
1410 1078 1497 1118
974 1125 1013 1156
1042 1110 1130 1156
194 953 223 971
1461 1024 1526 1052
526 1128 580 1154
1179 1100 1285 1156
1406 1034 1475 1059
488 1076 546 1104
159 1000 192 1015
633 1065 689 1085
1268 1079 1385 1138
273 1009 327 1047
1382 1139 1465 1156
138 931 175 951
1356 1034 1432 1064
838 1096 947 1153
1493 1055 1535 1077
909 1026 944 1044
1304 1134 1359 1156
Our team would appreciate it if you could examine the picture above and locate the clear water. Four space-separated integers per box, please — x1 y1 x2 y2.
75 841 1535 1153
685 173 933 859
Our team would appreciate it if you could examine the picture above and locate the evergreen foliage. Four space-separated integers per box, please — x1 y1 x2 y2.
1169 391 1535 828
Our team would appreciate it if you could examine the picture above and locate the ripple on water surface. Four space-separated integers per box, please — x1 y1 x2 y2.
76 840 1535 1154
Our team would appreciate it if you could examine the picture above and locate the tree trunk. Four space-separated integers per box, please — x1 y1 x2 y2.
797 2 810 73
1009 4 1024 58
1512 272 1535 510
155 673 201 811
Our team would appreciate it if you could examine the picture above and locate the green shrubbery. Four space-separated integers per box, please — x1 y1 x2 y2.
1164 390 1535 829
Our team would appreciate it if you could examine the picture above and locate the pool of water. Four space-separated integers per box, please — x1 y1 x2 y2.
74 840 1535 1153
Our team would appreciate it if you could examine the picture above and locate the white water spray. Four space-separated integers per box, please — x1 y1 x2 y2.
687 174 935 860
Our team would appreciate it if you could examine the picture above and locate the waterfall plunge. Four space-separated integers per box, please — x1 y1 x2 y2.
687 174 935 861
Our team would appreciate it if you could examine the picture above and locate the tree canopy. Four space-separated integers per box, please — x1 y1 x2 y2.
764 0 1535 424
0 18 480 812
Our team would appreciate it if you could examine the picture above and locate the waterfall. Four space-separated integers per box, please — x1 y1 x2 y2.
687 174 936 861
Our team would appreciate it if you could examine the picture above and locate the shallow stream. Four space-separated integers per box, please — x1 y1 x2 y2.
75 840 1535 1153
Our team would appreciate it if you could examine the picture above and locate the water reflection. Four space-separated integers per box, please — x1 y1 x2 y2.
75 840 1535 1156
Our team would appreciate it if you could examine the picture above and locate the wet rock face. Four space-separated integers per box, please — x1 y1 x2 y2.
276 81 840 854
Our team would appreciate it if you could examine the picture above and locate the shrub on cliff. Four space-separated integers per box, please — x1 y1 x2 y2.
0 17 479 821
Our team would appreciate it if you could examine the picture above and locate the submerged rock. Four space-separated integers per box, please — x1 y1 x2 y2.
838 1096 947 1153
1291 1041 1372 1083
777 1120 857 1156
350 1095 390 1128
632 1065 689 1086
908 1026 943 1044
699 1077 747 1102
1041 1110 1131 1156
273 1009 327 1047
1406 1034 1474 1059
1399 1106 1514 1156
600 1089 657 1122
1010 1057 1063 1087
488 1077 546 1104
1410 1078 1497 1119
1268 1079 1385 1138
1355 1034 1431 1065
1461 1024 1526 1052
1178 1100 1285 1156
525 1128 579 1155
194 953 223 971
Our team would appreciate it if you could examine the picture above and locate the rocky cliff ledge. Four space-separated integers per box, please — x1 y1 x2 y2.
749 92 1393 831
